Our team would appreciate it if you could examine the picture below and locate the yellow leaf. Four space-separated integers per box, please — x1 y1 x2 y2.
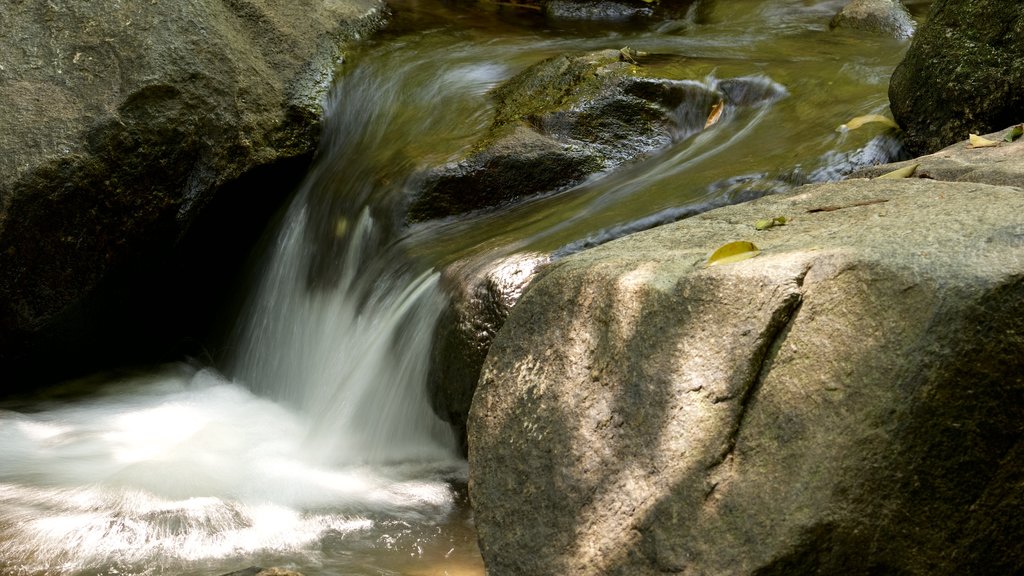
877 163 919 179
754 216 788 230
705 100 724 129
706 241 760 267
968 133 1000 148
837 114 899 132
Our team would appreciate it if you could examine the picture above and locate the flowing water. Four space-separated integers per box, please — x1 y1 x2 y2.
0 1 919 574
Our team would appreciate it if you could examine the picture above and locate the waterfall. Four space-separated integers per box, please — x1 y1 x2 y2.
228 199 457 464
0 40 482 576
226 46 472 465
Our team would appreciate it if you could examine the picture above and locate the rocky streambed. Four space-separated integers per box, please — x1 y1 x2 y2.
1 0 1022 574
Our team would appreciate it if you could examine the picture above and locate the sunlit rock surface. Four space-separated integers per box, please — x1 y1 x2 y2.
852 124 1024 187
468 174 1024 574
0 0 386 386
829 0 916 39
890 0 1024 154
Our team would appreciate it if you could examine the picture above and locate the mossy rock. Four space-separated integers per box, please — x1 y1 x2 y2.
889 0 1024 154
407 49 786 222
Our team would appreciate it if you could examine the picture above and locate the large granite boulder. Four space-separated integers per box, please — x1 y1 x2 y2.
0 0 385 385
889 0 1024 154
407 49 786 222
468 174 1024 574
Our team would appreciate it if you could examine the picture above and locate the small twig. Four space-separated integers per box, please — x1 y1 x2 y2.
806 198 889 213
490 1 543 10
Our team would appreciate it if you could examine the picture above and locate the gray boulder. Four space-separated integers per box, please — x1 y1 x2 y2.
853 124 1024 187
889 0 1024 154
407 49 786 222
830 0 916 39
429 252 550 449
0 0 385 384
468 176 1024 574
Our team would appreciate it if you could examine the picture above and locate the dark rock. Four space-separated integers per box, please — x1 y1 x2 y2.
544 0 655 21
468 177 1024 575
428 252 549 451
829 0 916 39
219 568 263 576
219 568 304 576
407 49 786 222
889 0 1024 155
0 0 386 387
530 0 702 24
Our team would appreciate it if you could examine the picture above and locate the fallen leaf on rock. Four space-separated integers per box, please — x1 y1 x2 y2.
837 114 899 132
1004 124 1023 143
755 216 788 230
968 133 1000 148
705 100 724 128
877 163 919 179
706 241 760 267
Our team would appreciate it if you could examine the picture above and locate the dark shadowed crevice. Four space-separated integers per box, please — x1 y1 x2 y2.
708 289 804 474
1 153 311 391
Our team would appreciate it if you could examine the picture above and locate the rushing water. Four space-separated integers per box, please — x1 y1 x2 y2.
0 0 917 574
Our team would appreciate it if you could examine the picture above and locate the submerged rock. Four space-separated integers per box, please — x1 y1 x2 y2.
509 0 702 24
407 49 786 222
468 174 1024 574
0 0 386 386
829 0 916 39
220 568 304 576
889 0 1024 154
544 0 656 21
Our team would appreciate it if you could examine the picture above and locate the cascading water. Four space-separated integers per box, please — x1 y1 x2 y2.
0 0 915 573
0 20 492 576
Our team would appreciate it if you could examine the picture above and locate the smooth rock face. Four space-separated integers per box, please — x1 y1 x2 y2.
407 50 786 222
852 124 1024 187
0 0 384 385
429 252 550 449
830 0 916 39
889 0 1024 154
468 177 1024 575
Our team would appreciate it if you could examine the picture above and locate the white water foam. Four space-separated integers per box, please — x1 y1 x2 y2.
0 366 463 574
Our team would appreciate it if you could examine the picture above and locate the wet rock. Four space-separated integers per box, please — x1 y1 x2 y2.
255 569 304 576
829 0 916 39
407 49 786 222
0 0 386 386
220 568 304 576
525 0 702 23
544 0 656 21
889 0 1024 155
468 178 1024 575
429 252 550 450
851 124 1024 186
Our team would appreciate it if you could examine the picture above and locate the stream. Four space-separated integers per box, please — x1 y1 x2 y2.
0 0 919 574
